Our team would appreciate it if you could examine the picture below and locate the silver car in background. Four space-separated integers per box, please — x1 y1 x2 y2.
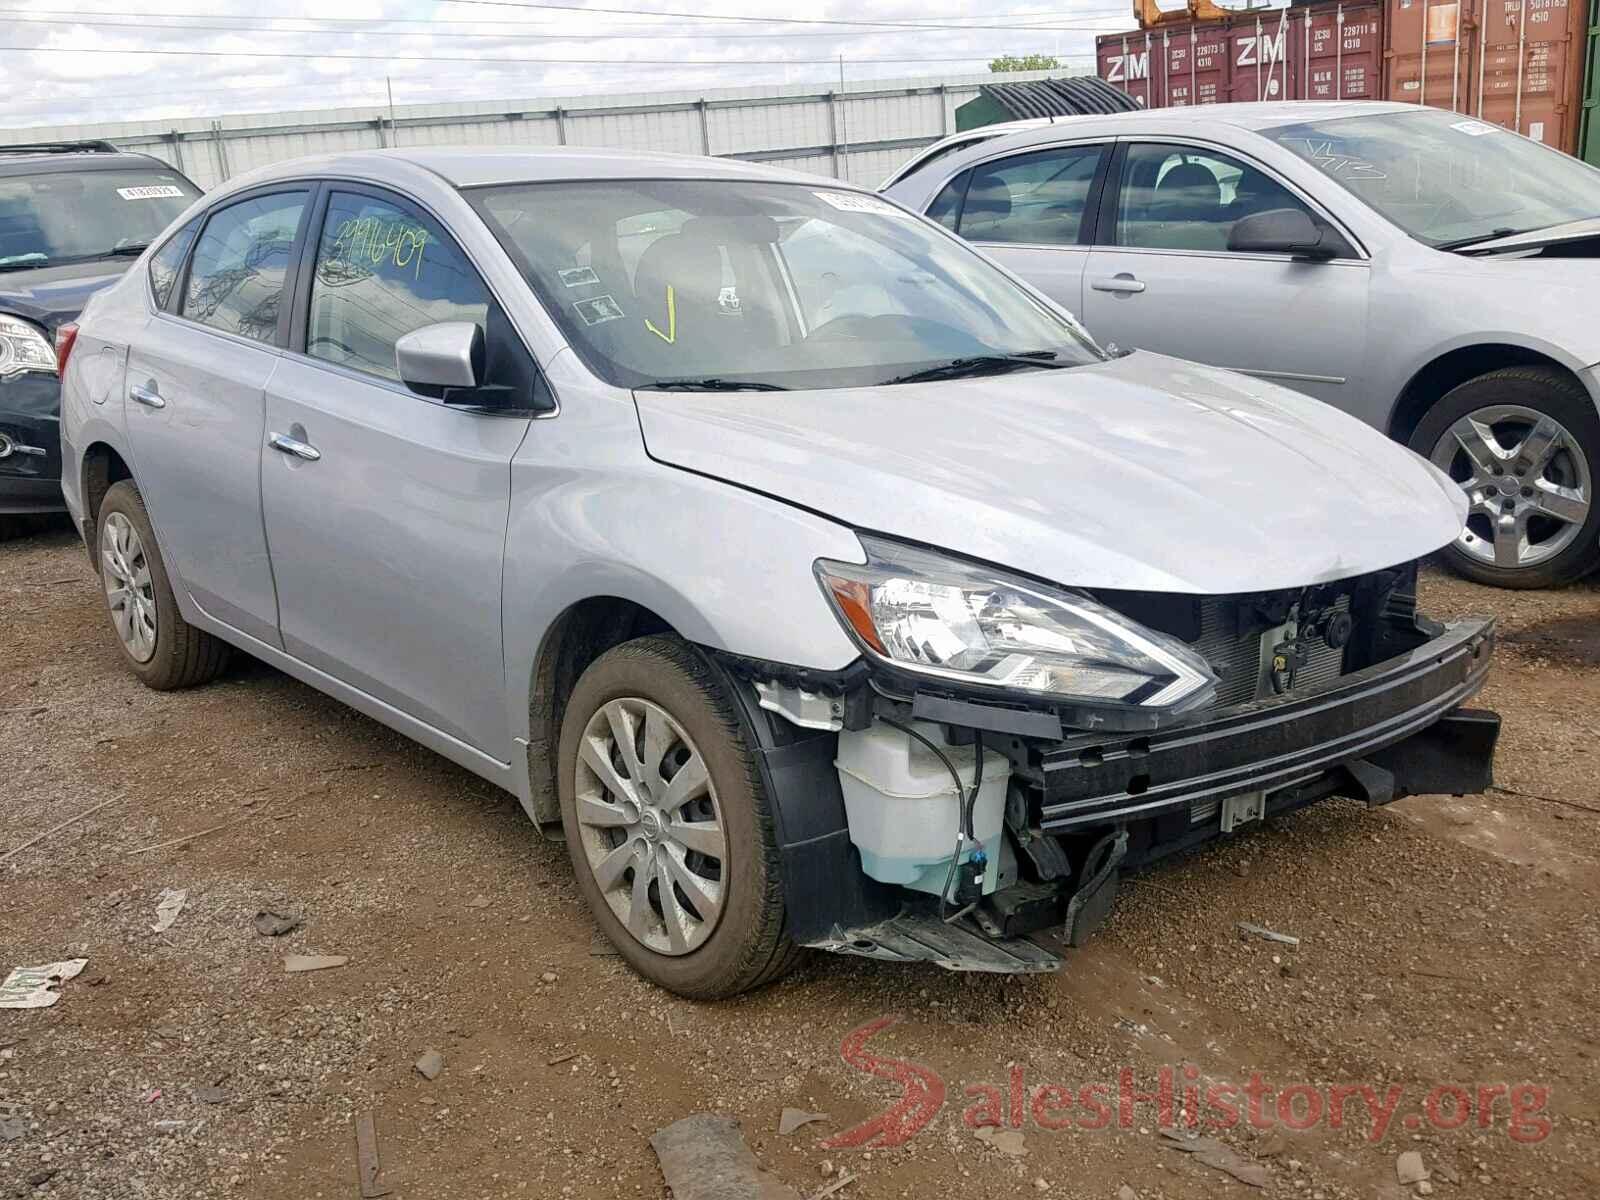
60 147 1497 999
884 101 1600 589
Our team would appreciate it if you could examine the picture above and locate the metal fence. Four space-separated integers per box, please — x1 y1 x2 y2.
0 70 1079 191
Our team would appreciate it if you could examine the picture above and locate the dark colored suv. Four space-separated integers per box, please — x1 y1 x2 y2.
0 141 199 536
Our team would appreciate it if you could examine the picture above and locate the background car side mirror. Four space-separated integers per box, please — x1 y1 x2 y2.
1227 208 1336 260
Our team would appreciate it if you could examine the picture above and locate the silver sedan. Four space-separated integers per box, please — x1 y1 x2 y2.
884 100 1600 589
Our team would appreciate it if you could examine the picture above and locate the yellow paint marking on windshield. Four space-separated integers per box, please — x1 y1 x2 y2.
645 284 676 344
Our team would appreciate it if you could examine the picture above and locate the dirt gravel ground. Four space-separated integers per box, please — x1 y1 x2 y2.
3 521 1599 1200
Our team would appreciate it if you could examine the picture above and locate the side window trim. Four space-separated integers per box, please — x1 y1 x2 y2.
170 184 317 349
1104 136 1368 260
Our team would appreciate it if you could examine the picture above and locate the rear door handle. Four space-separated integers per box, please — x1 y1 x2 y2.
1090 275 1146 294
128 383 165 408
268 432 321 462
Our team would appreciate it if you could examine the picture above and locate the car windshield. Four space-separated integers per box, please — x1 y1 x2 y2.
1266 108 1600 248
0 167 199 269
469 178 1103 390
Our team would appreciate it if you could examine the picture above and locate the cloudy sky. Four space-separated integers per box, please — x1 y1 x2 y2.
2 0 1141 130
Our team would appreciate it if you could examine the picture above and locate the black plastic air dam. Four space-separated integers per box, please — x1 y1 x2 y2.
1040 619 1496 831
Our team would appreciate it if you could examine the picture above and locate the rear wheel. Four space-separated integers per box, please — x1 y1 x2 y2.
96 480 230 688
557 635 798 999
1412 367 1600 589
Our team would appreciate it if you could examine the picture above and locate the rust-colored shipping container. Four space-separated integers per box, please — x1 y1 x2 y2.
1095 0 1590 154
1098 31 1167 108
1304 4 1385 99
1227 8 1299 101
1163 22 1234 104
1475 0 1589 149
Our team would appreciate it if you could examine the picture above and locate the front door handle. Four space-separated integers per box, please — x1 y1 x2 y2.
1090 274 1146 295
268 431 321 462
129 383 165 408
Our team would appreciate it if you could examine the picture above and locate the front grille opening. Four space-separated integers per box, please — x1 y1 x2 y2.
1093 563 1424 712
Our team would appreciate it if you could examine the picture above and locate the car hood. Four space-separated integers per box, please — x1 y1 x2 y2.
633 352 1466 594
0 260 127 335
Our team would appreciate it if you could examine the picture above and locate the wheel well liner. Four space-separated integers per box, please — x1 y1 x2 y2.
525 596 673 826
81 442 132 567
1389 345 1583 444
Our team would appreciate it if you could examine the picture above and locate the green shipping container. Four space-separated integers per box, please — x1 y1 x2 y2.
1584 0 1600 165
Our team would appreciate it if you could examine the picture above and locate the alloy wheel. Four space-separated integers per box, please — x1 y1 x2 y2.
1429 404 1591 570
100 511 157 663
573 697 727 956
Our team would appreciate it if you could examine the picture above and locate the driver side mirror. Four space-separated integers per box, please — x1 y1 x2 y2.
1227 208 1336 259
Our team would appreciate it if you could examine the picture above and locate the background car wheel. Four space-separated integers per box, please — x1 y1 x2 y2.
96 480 230 689
557 635 799 999
1412 367 1600 589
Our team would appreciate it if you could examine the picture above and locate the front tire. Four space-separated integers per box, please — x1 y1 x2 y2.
1412 367 1600 589
556 636 799 999
96 480 230 689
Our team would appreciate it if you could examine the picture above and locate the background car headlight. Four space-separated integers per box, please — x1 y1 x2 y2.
0 315 57 379
816 536 1216 713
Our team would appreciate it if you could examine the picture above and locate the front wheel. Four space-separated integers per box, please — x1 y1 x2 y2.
1412 367 1600 589
556 636 799 999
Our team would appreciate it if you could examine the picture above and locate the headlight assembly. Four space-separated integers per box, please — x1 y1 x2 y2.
0 315 57 380
816 536 1216 716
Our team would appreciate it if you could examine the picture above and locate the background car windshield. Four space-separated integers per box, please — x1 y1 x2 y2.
0 169 199 268
471 179 1103 389
1267 109 1600 247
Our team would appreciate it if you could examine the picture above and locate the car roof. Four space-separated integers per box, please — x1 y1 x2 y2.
239 145 842 191
1115 100 1420 131
900 101 1422 164
0 147 174 177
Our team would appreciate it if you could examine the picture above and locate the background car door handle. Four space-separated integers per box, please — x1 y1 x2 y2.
128 383 165 408
1090 275 1146 295
269 432 321 462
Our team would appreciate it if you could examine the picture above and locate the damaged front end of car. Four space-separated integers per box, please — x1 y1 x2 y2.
710 543 1497 975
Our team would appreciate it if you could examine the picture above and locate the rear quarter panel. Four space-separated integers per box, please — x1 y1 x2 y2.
58 273 147 526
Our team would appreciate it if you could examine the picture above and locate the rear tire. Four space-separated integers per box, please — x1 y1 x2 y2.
557 635 799 999
1411 367 1600 589
96 480 230 689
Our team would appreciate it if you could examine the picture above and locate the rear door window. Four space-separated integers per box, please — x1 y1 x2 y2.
148 219 199 310
181 191 308 344
956 145 1106 246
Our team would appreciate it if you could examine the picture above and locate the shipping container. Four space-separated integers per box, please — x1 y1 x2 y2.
1476 0 1588 150
1096 0 1592 155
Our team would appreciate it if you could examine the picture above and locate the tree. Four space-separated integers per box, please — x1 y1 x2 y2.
988 54 1061 72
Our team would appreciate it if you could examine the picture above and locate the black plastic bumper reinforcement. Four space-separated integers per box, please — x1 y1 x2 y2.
1040 619 1496 832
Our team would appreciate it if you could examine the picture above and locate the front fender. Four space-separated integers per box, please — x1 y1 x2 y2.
499 368 866 764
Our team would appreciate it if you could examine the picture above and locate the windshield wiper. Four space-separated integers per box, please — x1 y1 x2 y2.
1435 227 1529 252
0 253 48 272
883 351 1065 386
106 240 151 257
640 377 790 392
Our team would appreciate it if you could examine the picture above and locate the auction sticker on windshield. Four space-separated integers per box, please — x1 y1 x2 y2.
117 185 186 200
813 191 910 217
